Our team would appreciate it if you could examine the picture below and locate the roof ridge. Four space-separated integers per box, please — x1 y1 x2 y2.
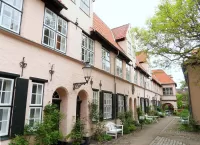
93 12 118 45
111 23 130 30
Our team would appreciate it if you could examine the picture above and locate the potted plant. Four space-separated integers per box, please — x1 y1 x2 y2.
66 119 85 145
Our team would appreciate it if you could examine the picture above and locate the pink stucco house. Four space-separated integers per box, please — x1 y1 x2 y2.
0 0 176 144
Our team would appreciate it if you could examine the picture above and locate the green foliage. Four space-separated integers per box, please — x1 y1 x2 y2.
177 93 184 109
88 102 100 123
91 122 106 142
118 111 136 134
180 109 189 118
179 117 200 132
131 0 200 67
10 104 63 145
34 104 63 145
137 107 144 117
9 135 29 145
66 119 85 145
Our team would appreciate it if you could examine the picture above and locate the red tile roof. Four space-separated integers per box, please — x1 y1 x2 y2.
152 69 176 85
92 13 125 53
112 24 130 40
136 52 148 63
135 58 150 77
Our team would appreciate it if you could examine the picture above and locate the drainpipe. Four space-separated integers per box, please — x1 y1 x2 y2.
114 51 120 123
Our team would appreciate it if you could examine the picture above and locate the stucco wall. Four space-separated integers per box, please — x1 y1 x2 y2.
187 65 200 125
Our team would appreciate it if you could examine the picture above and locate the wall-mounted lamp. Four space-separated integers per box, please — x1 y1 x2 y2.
73 62 93 90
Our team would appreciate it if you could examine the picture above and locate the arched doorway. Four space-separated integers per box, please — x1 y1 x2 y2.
162 103 174 112
52 87 68 135
76 90 88 120
129 98 133 111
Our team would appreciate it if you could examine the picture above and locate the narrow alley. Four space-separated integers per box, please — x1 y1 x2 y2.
93 117 200 145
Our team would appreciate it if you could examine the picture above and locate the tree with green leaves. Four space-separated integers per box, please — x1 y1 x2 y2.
131 0 200 67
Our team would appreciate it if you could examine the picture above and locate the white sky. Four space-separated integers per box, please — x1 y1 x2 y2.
93 0 185 88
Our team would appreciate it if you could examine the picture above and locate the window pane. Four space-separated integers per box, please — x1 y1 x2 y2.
1 92 11 104
56 34 66 52
35 108 41 118
57 17 67 35
0 108 10 136
2 79 12 91
37 85 43 95
43 27 55 48
44 8 56 29
0 3 21 33
36 95 42 104
31 94 36 104
32 84 37 94
30 109 35 118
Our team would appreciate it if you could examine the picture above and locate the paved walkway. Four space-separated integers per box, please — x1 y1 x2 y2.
91 116 200 145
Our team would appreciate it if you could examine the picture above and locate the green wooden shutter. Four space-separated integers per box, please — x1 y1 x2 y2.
116 95 118 117
112 94 116 120
99 92 104 121
11 78 29 137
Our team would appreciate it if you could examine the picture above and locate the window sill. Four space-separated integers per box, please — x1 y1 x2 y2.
41 44 66 55
0 136 10 141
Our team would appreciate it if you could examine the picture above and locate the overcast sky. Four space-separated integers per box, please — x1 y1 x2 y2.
93 0 185 88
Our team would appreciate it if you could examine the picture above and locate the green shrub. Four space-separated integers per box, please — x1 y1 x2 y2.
66 119 85 145
118 111 137 134
180 109 189 118
9 135 29 145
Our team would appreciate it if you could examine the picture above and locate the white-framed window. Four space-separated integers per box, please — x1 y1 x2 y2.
118 95 124 113
93 91 99 107
82 33 94 65
140 74 143 87
134 71 138 84
163 88 173 96
71 0 76 4
80 0 90 16
0 77 14 136
0 0 23 33
126 64 131 82
102 47 110 72
103 93 112 119
127 41 132 56
42 8 67 53
29 83 44 127
92 91 99 121
116 58 122 77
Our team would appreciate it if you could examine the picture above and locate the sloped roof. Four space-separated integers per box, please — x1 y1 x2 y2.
93 13 125 53
152 69 176 85
111 24 130 40
135 58 150 77
136 52 148 63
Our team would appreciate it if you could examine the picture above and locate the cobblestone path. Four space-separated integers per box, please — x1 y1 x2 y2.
91 116 200 145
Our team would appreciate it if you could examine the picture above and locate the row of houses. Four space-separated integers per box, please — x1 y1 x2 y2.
0 0 177 143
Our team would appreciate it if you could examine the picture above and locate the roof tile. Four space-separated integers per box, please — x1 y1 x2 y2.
152 69 176 85
112 24 130 40
93 13 125 53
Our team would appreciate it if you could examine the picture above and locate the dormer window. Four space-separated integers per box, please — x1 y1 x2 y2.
80 0 90 16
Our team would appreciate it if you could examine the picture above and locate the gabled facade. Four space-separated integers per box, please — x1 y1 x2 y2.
152 70 177 111
0 0 176 144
